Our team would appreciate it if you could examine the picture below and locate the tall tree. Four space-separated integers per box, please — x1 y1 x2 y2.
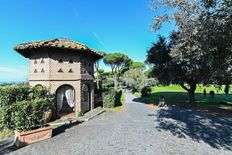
149 0 232 105
103 53 132 89
210 0 232 94
146 36 172 85
131 62 146 70
94 51 106 90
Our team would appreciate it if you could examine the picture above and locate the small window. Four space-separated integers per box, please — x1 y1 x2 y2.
41 59 45 63
41 68 45 73
34 60 37 64
69 69 73 73
69 59 73 63
58 68 63 73
34 69 38 73
59 59 63 63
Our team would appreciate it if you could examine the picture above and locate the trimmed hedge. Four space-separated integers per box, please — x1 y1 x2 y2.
0 85 30 106
0 85 54 132
102 89 122 108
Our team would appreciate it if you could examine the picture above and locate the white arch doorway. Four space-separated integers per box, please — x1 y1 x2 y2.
56 85 75 114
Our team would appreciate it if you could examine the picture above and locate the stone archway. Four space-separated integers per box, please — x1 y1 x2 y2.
56 85 75 115
82 84 91 113
34 84 43 87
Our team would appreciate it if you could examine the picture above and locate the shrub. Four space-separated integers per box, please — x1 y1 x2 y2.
0 85 30 106
209 91 215 97
101 79 114 91
115 90 122 107
0 85 55 131
0 85 52 106
102 89 116 108
0 98 53 132
31 86 50 99
102 89 122 108
141 86 152 97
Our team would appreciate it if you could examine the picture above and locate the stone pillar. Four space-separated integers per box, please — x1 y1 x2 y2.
90 83 94 110
75 81 82 116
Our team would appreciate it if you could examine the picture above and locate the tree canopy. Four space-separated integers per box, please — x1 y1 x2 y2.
103 53 132 89
148 0 232 105
131 62 146 70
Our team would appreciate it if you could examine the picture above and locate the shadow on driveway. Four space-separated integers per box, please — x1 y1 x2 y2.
0 137 17 155
152 108 232 150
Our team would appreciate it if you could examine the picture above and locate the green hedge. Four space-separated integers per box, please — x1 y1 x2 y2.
0 85 30 106
102 89 122 108
0 85 54 132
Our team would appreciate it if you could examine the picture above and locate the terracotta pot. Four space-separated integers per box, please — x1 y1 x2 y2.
14 126 53 147
44 110 52 123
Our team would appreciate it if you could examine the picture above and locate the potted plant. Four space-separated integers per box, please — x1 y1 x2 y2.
0 85 55 147
14 126 53 147
12 98 54 147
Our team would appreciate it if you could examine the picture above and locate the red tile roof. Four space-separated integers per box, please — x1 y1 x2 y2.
14 38 103 59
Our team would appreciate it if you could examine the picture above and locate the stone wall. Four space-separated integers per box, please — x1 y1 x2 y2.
28 48 96 114
29 49 50 81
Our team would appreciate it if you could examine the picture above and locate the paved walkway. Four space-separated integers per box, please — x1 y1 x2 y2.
7 92 232 155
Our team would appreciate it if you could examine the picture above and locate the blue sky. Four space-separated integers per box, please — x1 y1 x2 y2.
0 0 174 82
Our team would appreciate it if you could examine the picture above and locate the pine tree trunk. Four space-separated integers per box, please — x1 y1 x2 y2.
113 74 117 90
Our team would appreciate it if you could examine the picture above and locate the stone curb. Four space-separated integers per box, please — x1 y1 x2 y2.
81 109 105 122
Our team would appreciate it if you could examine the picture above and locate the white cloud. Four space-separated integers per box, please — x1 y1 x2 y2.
92 32 108 49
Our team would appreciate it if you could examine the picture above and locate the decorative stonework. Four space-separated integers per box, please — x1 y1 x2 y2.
69 69 73 73
58 68 63 73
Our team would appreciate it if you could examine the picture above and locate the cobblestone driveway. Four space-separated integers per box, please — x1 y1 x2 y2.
9 92 232 155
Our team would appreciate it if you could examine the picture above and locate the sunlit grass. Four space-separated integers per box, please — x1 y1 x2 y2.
0 129 14 139
136 85 232 110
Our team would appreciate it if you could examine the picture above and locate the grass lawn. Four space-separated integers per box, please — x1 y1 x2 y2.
136 85 232 111
0 129 14 139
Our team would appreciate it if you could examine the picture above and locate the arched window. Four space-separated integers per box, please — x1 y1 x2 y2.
41 58 45 63
34 60 37 64
35 84 42 87
34 69 38 73
41 68 45 73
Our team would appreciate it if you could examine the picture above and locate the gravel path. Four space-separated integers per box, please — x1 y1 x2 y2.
8 92 232 155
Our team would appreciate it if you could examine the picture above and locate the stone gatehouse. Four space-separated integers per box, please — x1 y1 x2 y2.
14 38 103 116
